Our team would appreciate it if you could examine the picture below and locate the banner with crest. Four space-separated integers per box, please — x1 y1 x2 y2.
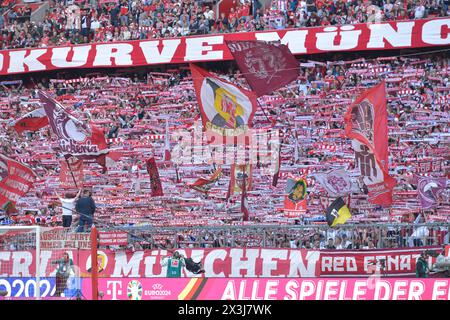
190 64 257 136
226 40 299 97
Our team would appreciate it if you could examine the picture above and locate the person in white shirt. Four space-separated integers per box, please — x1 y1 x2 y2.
204 6 215 20
56 189 81 228
414 5 426 19
90 18 100 31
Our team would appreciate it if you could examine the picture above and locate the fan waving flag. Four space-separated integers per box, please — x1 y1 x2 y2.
190 64 257 136
12 108 49 134
326 197 352 227
189 167 222 193
38 91 108 159
226 40 299 97
344 82 396 206
0 154 37 207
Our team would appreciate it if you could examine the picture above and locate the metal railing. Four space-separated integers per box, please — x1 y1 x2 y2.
110 223 450 250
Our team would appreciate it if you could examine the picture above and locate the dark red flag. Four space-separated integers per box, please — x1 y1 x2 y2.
344 81 396 206
38 91 108 158
226 40 299 97
146 157 163 197
0 154 37 207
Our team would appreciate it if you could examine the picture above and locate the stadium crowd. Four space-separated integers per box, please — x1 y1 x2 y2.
0 0 449 49
0 47 448 249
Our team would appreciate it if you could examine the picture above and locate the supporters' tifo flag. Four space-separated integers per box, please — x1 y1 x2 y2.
0 154 37 207
59 156 84 188
284 178 307 217
228 164 252 197
241 168 249 221
12 108 49 134
326 197 352 227
344 81 396 206
311 169 352 197
190 64 257 135
164 119 171 161
415 176 446 209
189 167 222 193
146 157 163 197
226 41 299 97
38 91 108 158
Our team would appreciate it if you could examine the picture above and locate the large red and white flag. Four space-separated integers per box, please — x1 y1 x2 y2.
12 108 49 134
0 154 37 207
190 64 257 136
344 82 396 206
38 91 108 158
226 40 299 97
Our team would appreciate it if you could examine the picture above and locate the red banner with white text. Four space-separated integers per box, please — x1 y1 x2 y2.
0 18 448 76
0 246 443 278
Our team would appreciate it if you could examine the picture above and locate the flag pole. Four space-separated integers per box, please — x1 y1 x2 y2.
63 155 79 190
256 99 272 124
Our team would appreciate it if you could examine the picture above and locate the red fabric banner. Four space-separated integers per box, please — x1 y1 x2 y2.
59 156 84 188
12 108 49 134
0 154 37 207
0 18 447 76
146 157 163 197
344 82 397 206
226 40 300 96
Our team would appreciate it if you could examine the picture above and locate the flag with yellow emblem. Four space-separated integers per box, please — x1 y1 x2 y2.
325 197 352 227
190 64 258 136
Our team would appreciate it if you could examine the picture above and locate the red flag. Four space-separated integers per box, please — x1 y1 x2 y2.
59 156 84 188
190 64 257 135
189 167 222 193
12 108 49 134
226 40 299 97
146 157 163 197
0 154 37 207
344 82 396 206
38 91 108 158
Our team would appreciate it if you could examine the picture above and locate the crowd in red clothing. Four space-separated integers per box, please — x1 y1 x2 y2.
0 0 448 49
